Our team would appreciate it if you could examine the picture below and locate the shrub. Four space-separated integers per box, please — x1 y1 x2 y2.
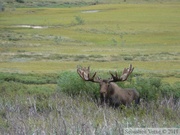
131 77 180 101
57 71 99 100
16 0 24 3
160 82 173 98
172 82 180 100
123 56 134 61
57 71 180 102
0 72 57 84
130 77 162 101
0 3 5 12
74 16 84 25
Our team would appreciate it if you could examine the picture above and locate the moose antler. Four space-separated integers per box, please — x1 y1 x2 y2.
109 64 134 82
77 66 100 83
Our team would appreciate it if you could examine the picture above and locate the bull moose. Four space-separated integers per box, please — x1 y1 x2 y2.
77 64 140 108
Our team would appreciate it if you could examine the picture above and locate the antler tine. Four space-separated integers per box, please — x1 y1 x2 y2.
109 71 118 80
120 64 134 81
77 66 100 83
128 64 134 74
109 64 134 82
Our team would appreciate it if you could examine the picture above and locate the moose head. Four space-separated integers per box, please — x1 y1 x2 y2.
77 64 140 108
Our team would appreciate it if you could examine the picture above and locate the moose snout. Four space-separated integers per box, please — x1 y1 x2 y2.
100 92 107 98
100 92 107 106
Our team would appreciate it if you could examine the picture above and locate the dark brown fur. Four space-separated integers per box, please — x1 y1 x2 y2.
99 81 140 107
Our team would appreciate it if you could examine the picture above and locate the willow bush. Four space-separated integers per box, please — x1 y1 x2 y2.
57 71 99 100
57 71 180 102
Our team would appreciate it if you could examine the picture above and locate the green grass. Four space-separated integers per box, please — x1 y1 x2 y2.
0 2 180 133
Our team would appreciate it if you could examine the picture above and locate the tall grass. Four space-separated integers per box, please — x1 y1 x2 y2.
0 88 179 134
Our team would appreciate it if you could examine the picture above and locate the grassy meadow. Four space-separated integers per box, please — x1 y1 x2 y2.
0 0 180 134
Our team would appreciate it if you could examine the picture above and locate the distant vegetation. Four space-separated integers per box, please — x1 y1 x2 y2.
1 0 180 9
0 0 180 134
